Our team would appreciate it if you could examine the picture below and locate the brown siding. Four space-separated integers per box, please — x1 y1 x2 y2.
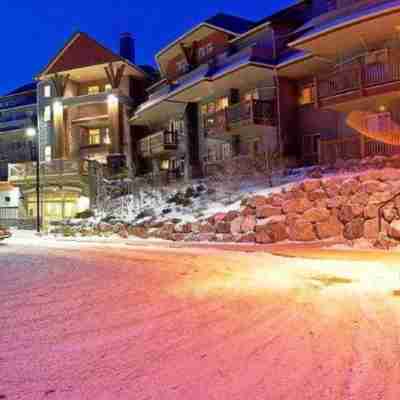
165 31 230 80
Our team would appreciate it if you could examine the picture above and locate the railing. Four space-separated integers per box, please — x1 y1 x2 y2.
319 135 362 165
227 100 275 126
204 110 228 135
317 61 400 101
8 159 81 181
365 138 400 157
138 130 178 158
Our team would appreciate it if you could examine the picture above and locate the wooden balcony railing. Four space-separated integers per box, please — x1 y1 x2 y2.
317 61 400 104
8 159 81 182
319 135 362 165
204 100 275 136
138 130 178 158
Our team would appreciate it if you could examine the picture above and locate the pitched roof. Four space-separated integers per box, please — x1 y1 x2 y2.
205 13 256 34
4 82 37 97
38 32 147 78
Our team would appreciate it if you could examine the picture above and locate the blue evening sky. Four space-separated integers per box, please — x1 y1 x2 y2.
0 0 292 95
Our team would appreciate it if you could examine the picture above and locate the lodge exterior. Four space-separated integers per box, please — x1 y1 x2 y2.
2 0 400 224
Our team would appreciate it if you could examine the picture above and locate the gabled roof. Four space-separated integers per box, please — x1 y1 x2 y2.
205 13 255 35
156 13 256 62
37 32 148 78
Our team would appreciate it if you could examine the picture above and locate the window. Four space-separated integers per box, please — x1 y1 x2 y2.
88 129 101 145
217 97 229 111
176 59 189 73
88 86 100 95
105 83 112 92
206 43 214 55
198 43 215 60
44 85 51 98
104 128 111 145
43 106 51 122
298 86 314 105
198 47 206 59
45 145 52 162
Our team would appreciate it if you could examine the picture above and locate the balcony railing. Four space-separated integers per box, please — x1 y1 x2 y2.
138 130 178 158
8 159 81 182
204 100 275 136
317 62 400 103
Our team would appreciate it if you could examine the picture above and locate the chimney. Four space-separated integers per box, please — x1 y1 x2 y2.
120 32 135 63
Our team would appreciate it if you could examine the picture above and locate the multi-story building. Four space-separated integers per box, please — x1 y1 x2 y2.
0 83 37 181
8 31 156 224
132 1 400 180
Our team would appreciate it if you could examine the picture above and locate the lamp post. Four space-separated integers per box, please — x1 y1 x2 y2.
26 127 41 233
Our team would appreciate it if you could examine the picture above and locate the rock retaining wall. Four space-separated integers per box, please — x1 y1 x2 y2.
146 167 400 248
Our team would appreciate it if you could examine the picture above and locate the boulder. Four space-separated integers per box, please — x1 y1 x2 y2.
248 195 268 209
270 194 285 207
343 219 364 240
364 204 379 219
241 215 256 233
182 223 192 234
171 233 185 242
282 198 313 214
340 178 360 196
383 206 397 223
307 189 327 202
255 231 272 244
256 205 282 219
323 181 340 198
301 179 321 192
198 233 217 242
267 221 289 243
359 170 381 182
200 223 215 233
231 217 244 235
237 233 256 243
350 192 369 206
303 207 330 223
240 207 255 217
379 168 400 182
315 216 343 239
388 220 400 240
216 222 231 234
360 180 382 194
364 218 380 240
288 220 317 242
225 210 241 221
213 213 227 223
338 205 354 224
326 196 346 209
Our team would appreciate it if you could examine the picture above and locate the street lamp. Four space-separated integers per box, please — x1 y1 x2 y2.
26 127 41 233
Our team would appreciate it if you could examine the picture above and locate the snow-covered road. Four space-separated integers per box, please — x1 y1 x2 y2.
1 235 400 399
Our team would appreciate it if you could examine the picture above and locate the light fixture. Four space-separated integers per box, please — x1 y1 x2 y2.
104 131 111 145
53 100 63 113
379 105 386 112
26 127 36 137
107 94 118 105
396 25 400 31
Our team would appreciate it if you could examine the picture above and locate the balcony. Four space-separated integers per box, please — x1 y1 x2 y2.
8 160 81 182
138 130 178 158
205 100 275 137
316 61 400 108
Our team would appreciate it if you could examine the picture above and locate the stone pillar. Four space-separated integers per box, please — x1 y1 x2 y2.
107 94 121 155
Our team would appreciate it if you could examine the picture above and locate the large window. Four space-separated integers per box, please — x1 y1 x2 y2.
44 85 52 98
43 106 51 122
88 129 101 145
216 97 229 111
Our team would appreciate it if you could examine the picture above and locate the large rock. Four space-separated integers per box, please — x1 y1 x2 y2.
225 210 241 221
303 207 330 223
231 217 244 235
340 178 360 196
308 189 327 202
360 180 382 194
200 223 215 233
383 206 397 223
379 168 400 182
240 207 255 217
216 222 231 234
255 231 272 244
267 221 289 243
198 233 217 242
213 213 227 223
350 192 369 206
248 195 268 209
301 179 321 192
364 204 379 219
237 233 256 243
282 198 313 214
241 215 256 233
364 218 380 240
288 220 317 242
270 194 285 207
388 220 400 240
322 180 340 198
359 170 381 182
256 205 282 219
343 219 364 240
326 196 346 209
315 216 343 239
369 191 392 204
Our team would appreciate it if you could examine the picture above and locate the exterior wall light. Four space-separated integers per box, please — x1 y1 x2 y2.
107 94 118 106
26 127 36 137
53 100 63 114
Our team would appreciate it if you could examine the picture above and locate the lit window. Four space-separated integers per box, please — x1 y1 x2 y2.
198 47 206 58
217 97 229 111
207 102 216 114
105 84 112 92
222 143 232 160
45 146 52 162
299 86 314 105
44 106 51 122
177 59 189 73
88 129 101 145
104 128 111 145
160 159 169 170
88 86 100 95
44 85 51 98
206 43 214 55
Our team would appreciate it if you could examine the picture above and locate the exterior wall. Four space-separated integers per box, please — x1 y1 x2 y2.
165 31 230 80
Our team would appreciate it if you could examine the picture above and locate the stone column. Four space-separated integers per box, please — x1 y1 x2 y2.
53 100 66 159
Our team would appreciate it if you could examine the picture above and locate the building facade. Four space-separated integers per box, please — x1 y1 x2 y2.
8 32 156 224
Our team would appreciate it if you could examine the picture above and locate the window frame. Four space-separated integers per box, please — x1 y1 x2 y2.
88 128 101 146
